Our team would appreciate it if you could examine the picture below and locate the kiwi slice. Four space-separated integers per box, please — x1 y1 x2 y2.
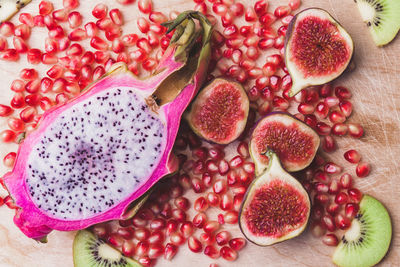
355 0 400 46
332 195 392 267
73 230 142 267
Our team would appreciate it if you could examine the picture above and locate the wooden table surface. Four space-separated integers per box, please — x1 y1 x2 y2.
0 0 399 266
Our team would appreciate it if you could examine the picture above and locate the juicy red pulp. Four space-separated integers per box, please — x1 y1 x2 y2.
244 179 308 238
290 16 350 77
192 83 245 141
254 121 315 166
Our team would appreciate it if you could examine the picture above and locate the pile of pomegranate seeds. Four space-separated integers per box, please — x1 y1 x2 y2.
0 0 372 266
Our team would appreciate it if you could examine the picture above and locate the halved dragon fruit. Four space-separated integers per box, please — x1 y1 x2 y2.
3 11 212 241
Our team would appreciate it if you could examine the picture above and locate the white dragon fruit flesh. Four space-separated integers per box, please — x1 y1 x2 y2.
3 11 212 241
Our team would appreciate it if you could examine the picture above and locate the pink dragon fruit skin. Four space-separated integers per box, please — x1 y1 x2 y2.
3 11 212 241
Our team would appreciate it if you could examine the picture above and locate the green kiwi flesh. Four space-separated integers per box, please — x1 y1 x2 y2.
355 0 400 46
332 195 392 267
73 230 142 267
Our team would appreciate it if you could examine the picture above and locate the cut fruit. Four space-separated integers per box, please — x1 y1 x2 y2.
249 112 320 174
332 195 392 267
355 0 400 46
239 151 311 246
186 78 249 144
73 230 142 267
0 0 31 22
285 8 354 96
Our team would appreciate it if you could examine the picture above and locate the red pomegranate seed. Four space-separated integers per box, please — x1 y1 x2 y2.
84 22 98 37
315 182 329 193
254 0 268 15
92 3 107 19
55 93 69 105
25 79 41 94
14 24 30 40
311 222 325 237
339 173 352 189
164 243 177 261
348 123 364 138
322 233 338 246
171 208 186 222
11 79 26 92
45 38 58 54
3 152 16 167
138 0 153 14
68 28 87 41
329 110 346 124
274 5 291 18
316 122 331 135
40 77 53 93
13 37 28 53
259 13 276 26
297 102 314 114
90 36 109 50
116 0 135 4
314 170 329 182
220 246 237 261
272 96 289 110
0 22 14 37
63 0 79 9
258 38 274 50
170 232 185 246
348 188 362 203
326 203 340 215
138 256 152 267
331 123 348 136
230 3 244 16
8 117 25 131
46 65 63 79
67 11 82 28
180 221 194 238
323 133 336 151
314 193 329 204
215 231 231 246
137 17 150 33
165 219 178 235
149 11 167 24
0 104 13 116
344 149 361 163
199 232 214 245
204 245 220 259
356 162 370 177
193 212 207 229
204 220 220 234
39 97 53 111
220 193 233 211
150 218 166 231
312 204 324 220
135 241 149 257
206 192 220 207
212 3 228 15
229 237 246 251
339 100 352 117
315 102 329 119
121 240 135 257
18 13 34 27
26 48 41 64
0 130 16 143
42 53 58 64
244 7 257 21
48 26 65 39
328 180 340 195
322 214 336 232
134 228 150 241
52 78 67 93
194 196 209 212
39 1 53 15
109 9 123 25
324 96 339 107
335 213 351 230
53 9 68 22
289 0 301 10
335 192 349 205
345 203 359 218
229 156 244 169
335 86 351 99
188 236 203 253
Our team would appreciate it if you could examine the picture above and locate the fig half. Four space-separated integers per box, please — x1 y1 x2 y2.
285 8 354 97
186 78 249 144
249 112 320 175
239 151 311 246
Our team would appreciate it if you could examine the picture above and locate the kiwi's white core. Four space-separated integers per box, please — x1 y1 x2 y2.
357 1 375 23
344 219 361 242
97 243 122 261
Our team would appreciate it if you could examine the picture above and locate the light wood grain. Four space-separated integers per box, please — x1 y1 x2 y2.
0 0 399 266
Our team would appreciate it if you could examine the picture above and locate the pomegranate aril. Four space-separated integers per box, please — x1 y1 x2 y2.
348 188 362 203
33 16 44 28
3 152 16 167
0 130 16 143
314 193 329 205
297 102 314 115
273 96 289 110
322 233 338 246
149 11 167 24
138 256 152 267
204 245 220 259
40 77 53 93
230 2 244 16
315 102 329 119
345 203 359 218
180 221 194 238
259 13 276 26
13 37 28 53
220 246 237 261
322 214 336 232
8 117 25 131
215 231 231 246
326 203 340 215
92 3 108 19
244 7 257 22
328 180 340 195
109 8 123 26
335 214 351 230
134 228 150 241
171 208 186 222
348 123 364 138
48 26 65 39
343 149 360 164
55 93 69 105
84 22 98 37
170 232 185 246
138 0 153 14
339 173 352 189
194 196 209 212
324 96 339 108
335 192 349 205
204 220 220 234
193 212 207 229
90 36 109 51
188 236 203 253
14 24 30 40
335 86 352 99
0 22 14 37
135 241 149 257
329 111 346 124
356 162 370 178
325 162 342 174
164 243 177 261
316 122 331 135
0 104 13 116
69 28 87 41
254 0 268 15
42 53 58 64
25 79 41 94
220 193 233 211
39 97 53 111
53 9 68 22
315 182 329 193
